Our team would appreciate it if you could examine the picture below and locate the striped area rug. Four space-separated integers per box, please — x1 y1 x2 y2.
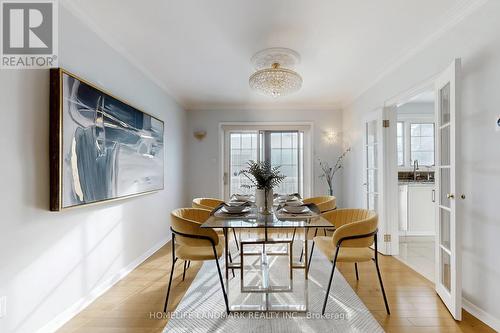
164 246 384 333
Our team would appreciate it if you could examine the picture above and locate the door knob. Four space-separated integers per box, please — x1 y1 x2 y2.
460 194 466 199
446 193 455 199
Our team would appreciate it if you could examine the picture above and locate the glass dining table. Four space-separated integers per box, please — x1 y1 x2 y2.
201 206 334 312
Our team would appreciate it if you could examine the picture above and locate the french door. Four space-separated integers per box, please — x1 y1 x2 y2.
363 113 382 213
222 126 308 201
434 59 461 320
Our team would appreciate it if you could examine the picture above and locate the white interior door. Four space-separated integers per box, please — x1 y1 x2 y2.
363 110 391 253
434 59 461 320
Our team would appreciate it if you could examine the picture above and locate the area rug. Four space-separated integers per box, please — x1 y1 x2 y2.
163 246 384 333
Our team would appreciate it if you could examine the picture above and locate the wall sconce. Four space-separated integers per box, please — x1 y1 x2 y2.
324 130 337 144
193 130 207 141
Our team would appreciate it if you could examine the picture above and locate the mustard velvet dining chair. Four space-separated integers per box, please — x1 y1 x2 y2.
308 208 390 315
192 197 240 251
298 195 337 262
302 195 336 213
163 208 229 314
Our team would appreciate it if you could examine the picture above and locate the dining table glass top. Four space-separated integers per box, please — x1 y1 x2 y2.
201 207 334 229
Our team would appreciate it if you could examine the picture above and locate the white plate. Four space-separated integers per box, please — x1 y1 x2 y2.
222 206 251 214
233 194 252 201
283 206 309 214
285 200 304 207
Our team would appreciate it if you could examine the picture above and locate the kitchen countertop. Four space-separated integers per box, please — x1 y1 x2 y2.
398 180 435 185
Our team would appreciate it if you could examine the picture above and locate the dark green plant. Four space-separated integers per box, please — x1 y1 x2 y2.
239 160 286 190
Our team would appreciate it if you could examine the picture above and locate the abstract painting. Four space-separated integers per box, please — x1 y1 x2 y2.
50 69 164 210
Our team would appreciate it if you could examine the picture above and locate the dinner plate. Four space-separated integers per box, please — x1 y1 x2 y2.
221 206 251 214
283 206 309 214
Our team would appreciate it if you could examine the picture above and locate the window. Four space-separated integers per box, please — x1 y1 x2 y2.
267 132 303 195
229 132 258 195
226 129 306 198
410 123 435 166
397 122 404 166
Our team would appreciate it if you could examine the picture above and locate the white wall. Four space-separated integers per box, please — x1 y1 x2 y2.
186 108 345 206
0 6 186 333
342 0 500 329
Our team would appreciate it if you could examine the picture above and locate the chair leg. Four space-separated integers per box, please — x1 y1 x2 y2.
322 247 340 315
307 241 315 272
355 262 359 281
307 228 319 272
299 247 304 262
374 234 390 315
163 257 178 312
187 260 191 269
182 260 187 281
228 250 235 278
213 247 230 314
164 235 178 312
231 228 239 251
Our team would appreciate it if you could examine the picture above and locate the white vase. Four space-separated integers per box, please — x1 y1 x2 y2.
255 188 273 214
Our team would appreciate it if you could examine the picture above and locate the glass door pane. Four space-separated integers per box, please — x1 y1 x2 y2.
365 120 378 211
229 132 258 196
266 131 301 196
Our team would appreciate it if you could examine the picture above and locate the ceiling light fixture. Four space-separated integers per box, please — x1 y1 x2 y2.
249 48 302 97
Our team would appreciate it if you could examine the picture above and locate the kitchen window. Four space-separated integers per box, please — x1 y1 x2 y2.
410 123 435 166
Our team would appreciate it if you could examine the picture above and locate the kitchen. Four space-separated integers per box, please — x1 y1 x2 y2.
395 90 436 282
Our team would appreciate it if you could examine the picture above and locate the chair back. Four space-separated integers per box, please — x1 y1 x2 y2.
171 208 219 247
303 196 336 212
192 198 224 210
328 209 378 248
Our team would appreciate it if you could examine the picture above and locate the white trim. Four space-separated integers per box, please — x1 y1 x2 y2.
36 237 170 333
346 0 488 108
187 104 342 112
462 298 500 332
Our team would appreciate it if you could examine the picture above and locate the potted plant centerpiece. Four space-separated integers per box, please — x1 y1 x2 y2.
239 161 286 214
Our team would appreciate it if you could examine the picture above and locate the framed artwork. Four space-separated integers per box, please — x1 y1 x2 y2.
50 68 164 211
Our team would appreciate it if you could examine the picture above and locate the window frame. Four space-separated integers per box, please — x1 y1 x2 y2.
221 123 312 201
409 122 435 166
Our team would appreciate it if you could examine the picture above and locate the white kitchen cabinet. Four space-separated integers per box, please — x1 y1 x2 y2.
399 185 408 232
399 183 435 236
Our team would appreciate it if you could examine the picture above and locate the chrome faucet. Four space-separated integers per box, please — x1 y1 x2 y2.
413 160 419 181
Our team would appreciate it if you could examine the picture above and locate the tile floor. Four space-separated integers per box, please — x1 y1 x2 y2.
396 236 435 282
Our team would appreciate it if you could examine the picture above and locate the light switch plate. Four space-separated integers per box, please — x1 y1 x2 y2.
0 296 6 318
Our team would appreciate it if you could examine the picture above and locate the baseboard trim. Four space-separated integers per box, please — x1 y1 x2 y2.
462 298 500 332
37 237 170 333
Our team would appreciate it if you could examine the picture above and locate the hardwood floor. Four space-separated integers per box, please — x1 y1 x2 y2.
57 241 495 333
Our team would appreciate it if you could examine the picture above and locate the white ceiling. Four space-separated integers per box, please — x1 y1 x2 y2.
63 0 485 110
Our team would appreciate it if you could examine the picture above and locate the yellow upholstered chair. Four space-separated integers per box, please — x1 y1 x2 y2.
298 196 337 261
192 198 224 210
309 209 390 315
192 197 240 251
303 195 336 213
163 208 229 314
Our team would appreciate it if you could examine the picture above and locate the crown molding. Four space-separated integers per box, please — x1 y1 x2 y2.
186 102 343 112
343 0 489 109
59 0 188 110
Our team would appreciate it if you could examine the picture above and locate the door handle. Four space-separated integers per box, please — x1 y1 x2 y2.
432 189 435 202
446 193 455 199
460 194 466 200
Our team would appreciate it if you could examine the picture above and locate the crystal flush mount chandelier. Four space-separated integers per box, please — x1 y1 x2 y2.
249 47 302 97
